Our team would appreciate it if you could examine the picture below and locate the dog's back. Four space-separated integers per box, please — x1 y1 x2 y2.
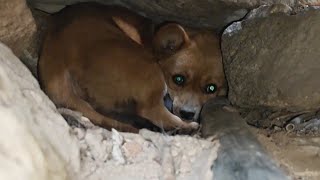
39 3 198 133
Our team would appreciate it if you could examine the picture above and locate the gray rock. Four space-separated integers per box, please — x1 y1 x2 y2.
0 0 38 77
299 0 320 6
222 9 320 111
27 0 320 31
244 4 292 19
0 43 80 180
27 0 298 32
200 97 290 180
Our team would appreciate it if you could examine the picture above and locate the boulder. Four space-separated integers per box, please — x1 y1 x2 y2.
27 0 299 32
0 0 38 76
222 9 320 111
0 43 80 180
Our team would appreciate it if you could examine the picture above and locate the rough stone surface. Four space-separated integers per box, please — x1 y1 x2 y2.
300 0 320 6
0 0 38 76
70 115 220 180
222 9 320 111
244 4 293 19
0 43 80 180
27 0 300 32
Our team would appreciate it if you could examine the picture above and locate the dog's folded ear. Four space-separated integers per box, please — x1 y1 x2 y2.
153 23 190 58
112 16 142 45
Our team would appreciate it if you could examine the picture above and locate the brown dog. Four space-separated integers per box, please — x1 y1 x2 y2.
153 24 226 122
38 3 225 133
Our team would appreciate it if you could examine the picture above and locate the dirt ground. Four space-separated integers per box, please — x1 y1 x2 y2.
251 128 320 180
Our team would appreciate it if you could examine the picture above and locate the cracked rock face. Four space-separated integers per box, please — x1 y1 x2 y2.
222 9 320 111
30 0 320 32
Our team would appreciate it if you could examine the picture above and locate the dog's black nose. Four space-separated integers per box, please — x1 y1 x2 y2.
180 110 195 120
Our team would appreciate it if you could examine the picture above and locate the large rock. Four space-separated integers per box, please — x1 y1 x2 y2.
222 9 320 111
0 43 80 180
0 0 38 77
27 0 299 32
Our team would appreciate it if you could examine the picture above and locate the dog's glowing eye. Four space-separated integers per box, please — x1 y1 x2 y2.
173 74 185 86
206 84 217 94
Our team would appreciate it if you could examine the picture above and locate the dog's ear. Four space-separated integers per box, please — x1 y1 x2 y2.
153 23 190 58
112 16 142 45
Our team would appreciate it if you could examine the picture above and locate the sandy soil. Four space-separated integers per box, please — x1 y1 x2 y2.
251 128 320 180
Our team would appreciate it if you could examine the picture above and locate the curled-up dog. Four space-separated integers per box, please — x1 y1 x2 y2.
38 3 225 133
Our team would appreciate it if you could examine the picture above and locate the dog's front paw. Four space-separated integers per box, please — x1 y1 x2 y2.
188 121 200 129
178 121 200 135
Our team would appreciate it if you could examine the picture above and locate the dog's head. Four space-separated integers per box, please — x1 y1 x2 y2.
153 23 227 122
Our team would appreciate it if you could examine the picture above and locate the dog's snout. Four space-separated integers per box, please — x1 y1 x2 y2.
179 110 195 120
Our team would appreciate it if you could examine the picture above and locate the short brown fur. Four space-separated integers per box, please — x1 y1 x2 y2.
38 2 225 133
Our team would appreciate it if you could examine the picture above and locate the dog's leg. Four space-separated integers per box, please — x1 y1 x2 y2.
139 103 199 132
64 94 139 132
43 70 139 133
